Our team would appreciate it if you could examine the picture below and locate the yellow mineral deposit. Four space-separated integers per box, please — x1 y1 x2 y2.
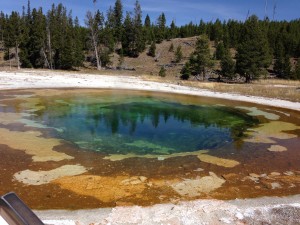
0 128 73 162
52 175 148 203
19 97 46 112
103 150 208 161
197 154 240 168
170 172 226 197
53 172 226 203
0 112 29 125
14 165 88 185
104 149 239 168
244 121 300 144
236 106 280 120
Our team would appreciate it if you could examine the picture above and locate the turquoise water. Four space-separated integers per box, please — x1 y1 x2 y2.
33 93 258 155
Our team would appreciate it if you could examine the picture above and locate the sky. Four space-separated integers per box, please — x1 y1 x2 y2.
1 0 300 26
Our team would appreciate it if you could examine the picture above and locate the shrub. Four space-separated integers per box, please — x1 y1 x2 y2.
159 66 166 77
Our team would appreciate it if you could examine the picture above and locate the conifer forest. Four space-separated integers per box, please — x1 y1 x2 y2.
0 0 300 81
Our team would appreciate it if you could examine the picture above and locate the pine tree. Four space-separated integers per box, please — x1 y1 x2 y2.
274 54 284 77
4 11 22 69
236 15 271 82
198 19 206 35
159 66 166 77
122 12 134 56
113 0 123 43
118 48 124 68
210 19 223 42
99 47 111 67
221 51 236 80
293 58 300 80
148 41 156 57
180 62 191 80
222 27 230 49
168 43 174 52
72 17 85 68
18 3 31 68
156 13 166 43
26 8 47 68
144 14 150 27
60 28 74 70
133 0 145 54
215 42 226 60
104 7 116 51
0 12 5 42
188 35 213 80
169 20 177 39
174 45 183 63
143 14 152 44
282 55 292 79
121 1 144 57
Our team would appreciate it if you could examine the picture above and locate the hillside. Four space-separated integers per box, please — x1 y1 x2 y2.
110 37 198 77
0 37 206 78
82 36 221 79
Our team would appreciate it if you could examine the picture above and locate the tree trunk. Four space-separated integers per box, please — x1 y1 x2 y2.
91 28 101 70
42 48 50 69
245 73 251 83
93 37 101 70
47 27 53 70
15 43 20 70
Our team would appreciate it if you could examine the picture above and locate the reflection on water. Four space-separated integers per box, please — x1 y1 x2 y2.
32 95 258 155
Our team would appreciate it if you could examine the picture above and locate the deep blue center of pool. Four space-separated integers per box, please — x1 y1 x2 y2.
33 95 257 155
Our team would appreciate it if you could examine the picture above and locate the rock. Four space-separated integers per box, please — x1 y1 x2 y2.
245 176 260 183
147 182 153 187
130 179 142 185
220 218 232 224
284 171 294 176
235 212 244 220
289 184 296 188
268 145 287 152
261 180 282 190
120 179 131 185
170 198 180 204
261 180 273 189
197 154 240 168
139 176 147 182
222 173 239 181
158 195 167 200
249 173 260 178
121 176 146 185
194 168 204 172
271 182 282 189
170 172 225 197
270 172 281 176
14 165 88 186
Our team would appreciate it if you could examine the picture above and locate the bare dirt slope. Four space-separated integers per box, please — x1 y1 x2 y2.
108 37 199 77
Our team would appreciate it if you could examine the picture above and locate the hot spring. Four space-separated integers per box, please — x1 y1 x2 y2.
0 89 299 209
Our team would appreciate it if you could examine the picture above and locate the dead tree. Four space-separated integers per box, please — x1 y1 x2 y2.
85 11 101 70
